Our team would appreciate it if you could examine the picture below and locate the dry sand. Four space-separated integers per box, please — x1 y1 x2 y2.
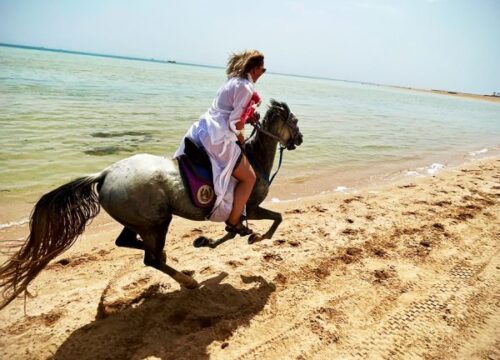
426 90 500 103
0 158 499 359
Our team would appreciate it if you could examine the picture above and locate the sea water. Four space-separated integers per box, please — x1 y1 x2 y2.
1 46 499 218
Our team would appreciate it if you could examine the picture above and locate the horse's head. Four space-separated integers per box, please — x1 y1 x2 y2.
262 100 303 150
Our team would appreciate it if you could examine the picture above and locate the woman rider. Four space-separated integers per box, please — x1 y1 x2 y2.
174 50 266 235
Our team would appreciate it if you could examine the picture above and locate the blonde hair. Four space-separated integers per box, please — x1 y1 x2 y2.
226 50 264 78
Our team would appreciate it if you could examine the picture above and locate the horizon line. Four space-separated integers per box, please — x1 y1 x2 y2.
0 42 225 69
0 42 360 84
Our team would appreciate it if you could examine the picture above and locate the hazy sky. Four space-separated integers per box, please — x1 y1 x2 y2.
1 0 499 94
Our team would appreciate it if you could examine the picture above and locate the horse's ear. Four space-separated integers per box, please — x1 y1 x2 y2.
269 98 279 108
282 102 290 113
269 99 289 114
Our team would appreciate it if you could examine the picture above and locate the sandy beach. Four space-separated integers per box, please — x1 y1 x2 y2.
427 90 500 103
0 157 498 359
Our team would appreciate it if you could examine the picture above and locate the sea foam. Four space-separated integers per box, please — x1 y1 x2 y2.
0 218 29 230
427 163 445 175
468 148 488 156
334 186 350 193
405 163 445 177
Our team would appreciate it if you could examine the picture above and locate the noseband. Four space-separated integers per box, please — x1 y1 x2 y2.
246 110 299 150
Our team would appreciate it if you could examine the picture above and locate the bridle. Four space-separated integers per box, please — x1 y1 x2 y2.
245 109 300 150
244 108 301 185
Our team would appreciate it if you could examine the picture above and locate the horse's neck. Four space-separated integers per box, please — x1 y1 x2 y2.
247 130 278 177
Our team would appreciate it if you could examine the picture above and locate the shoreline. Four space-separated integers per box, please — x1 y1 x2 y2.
269 148 500 201
1 148 498 228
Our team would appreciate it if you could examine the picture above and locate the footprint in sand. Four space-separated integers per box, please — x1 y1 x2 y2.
48 253 102 269
288 240 301 247
226 260 243 269
273 239 286 246
433 200 452 207
373 269 396 282
263 252 283 262
432 223 445 231
285 208 304 214
342 228 364 236
339 247 363 264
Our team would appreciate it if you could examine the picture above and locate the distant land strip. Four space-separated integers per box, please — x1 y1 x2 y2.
0 42 223 69
0 42 388 85
0 42 341 81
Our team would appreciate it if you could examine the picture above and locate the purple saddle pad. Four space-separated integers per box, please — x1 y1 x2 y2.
177 155 215 210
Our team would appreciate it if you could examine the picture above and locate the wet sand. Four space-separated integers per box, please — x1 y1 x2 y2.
0 157 499 359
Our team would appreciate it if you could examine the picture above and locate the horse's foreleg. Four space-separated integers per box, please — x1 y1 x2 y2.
115 227 144 250
193 231 237 249
158 262 199 289
247 206 283 240
140 218 199 289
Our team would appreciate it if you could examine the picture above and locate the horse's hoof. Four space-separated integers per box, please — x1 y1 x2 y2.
193 236 210 248
248 233 263 244
181 269 195 276
183 278 200 289
176 270 199 289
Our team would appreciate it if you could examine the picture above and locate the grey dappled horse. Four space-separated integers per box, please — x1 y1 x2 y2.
0 100 302 310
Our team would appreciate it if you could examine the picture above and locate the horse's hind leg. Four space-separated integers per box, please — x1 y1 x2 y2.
115 227 144 250
140 217 199 289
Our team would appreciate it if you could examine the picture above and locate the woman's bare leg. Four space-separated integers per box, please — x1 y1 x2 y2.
228 155 256 226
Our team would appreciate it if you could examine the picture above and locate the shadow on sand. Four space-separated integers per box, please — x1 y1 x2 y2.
55 273 275 359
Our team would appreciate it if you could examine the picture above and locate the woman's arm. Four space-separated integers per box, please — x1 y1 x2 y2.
228 82 253 140
235 113 246 145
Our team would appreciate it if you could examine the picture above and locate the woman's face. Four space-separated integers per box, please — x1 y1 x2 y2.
250 64 266 83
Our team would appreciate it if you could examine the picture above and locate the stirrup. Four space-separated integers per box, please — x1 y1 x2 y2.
225 219 253 236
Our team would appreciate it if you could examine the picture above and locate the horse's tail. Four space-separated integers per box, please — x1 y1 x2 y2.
0 172 105 310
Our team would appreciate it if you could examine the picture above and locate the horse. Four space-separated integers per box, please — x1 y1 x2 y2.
0 100 303 310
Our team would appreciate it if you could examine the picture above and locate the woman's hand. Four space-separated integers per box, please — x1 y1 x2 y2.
249 111 260 124
237 133 245 145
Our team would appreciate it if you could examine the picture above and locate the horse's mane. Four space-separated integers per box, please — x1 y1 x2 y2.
261 99 290 127
268 99 290 116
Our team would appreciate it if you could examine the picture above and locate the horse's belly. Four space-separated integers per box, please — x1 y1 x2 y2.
99 154 205 224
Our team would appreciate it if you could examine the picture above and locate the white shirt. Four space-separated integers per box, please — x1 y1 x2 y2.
174 76 255 221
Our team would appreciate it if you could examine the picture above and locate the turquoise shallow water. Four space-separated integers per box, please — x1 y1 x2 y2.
1 46 499 203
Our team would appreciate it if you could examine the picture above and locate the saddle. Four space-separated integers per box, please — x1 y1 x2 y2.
177 138 215 211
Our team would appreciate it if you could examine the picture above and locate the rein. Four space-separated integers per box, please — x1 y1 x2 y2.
245 144 285 186
247 121 282 143
245 121 286 186
245 110 295 144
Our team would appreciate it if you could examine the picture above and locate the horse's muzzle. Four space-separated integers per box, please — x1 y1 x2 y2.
287 132 303 150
